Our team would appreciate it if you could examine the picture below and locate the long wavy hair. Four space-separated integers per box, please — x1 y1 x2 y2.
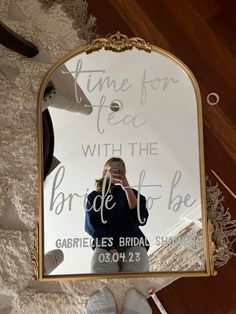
95 157 126 192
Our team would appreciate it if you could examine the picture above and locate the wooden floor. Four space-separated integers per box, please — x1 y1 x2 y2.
87 1 236 313
1 0 235 313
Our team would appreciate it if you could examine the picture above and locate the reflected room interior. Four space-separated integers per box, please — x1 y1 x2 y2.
41 46 206 276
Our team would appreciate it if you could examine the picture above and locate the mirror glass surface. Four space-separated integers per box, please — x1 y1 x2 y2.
40 45 207 277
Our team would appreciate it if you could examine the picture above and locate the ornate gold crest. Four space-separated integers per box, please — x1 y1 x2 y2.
86 31 152 53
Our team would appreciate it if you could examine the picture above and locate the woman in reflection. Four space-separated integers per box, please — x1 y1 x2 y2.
85 157 150 273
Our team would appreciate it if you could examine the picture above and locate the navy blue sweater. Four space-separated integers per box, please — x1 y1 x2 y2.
85 186 149 251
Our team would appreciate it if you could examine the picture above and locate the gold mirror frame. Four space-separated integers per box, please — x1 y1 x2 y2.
34 32 217 281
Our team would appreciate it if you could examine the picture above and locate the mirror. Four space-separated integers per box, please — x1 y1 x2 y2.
37 33 212 280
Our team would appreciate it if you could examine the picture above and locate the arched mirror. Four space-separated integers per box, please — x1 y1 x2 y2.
36 32 215 280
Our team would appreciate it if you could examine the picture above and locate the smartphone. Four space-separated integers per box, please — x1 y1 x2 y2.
110 161 122 174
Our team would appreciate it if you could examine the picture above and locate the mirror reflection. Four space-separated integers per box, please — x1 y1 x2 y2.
41 46 206 276
85 157 150 273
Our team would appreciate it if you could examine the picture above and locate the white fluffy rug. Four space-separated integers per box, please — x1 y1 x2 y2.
0 1 177 313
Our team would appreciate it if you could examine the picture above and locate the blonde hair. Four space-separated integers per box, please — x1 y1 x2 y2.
95 157 126 192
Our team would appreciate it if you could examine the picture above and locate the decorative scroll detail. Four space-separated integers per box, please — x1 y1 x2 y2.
208 219 218 276
86 31 152 53
31 224 39 280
